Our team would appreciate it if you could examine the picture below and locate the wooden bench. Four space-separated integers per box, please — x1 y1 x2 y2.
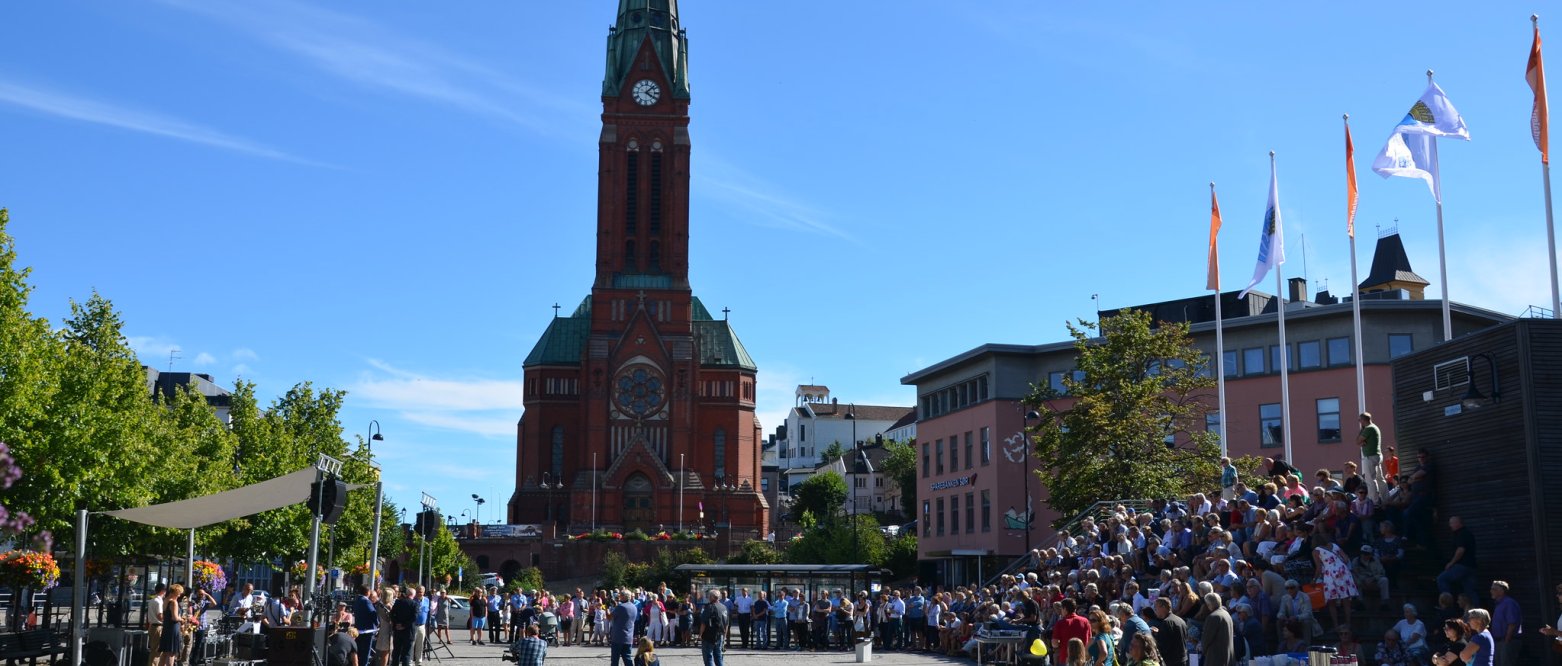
1 629 67 666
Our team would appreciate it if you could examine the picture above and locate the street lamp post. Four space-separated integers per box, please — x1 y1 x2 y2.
678 453 685 532
367 421 385 587
844 408 858 564
1021 410 1040 558
472 494 486 526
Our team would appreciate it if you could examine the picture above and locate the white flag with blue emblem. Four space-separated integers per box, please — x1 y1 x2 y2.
1372 82 1470 203
1238 159 1284 299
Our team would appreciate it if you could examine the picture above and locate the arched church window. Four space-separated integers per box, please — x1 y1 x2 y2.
551 426 565 479
649 150 662 235
625 147 639 234
713 428 726 479
625 239 637 272
649 240 661 272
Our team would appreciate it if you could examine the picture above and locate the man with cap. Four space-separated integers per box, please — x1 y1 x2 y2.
1351 546 1390 612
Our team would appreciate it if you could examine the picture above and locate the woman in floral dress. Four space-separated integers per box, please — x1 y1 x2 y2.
1313 531 1357 630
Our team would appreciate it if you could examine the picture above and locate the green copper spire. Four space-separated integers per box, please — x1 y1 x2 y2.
603 0 689 99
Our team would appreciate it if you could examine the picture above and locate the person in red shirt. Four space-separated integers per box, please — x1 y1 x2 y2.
1051 597 1092 664
1383 445 1400 480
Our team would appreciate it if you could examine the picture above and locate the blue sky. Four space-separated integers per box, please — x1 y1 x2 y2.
3 1 1553 520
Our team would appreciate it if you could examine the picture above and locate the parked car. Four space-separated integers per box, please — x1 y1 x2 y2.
444 595 470 630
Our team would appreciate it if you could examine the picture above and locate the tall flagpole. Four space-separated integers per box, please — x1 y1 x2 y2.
1272 151 1293 464
1210 182 1228 456
1346 115 1366 413
1536 15 1560 317
1427 69 1454 341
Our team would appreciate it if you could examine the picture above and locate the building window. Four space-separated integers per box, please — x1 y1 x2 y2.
1327 337 1352 366
1223 350 1239 378
625 150 639 233
1260 403 1283 448
649 151 663 234
935 498 944 536
922 500 931 537
800 424 806 442
948 439 957 472
1243 348 1265 375
980 427 991 466
965 491 975 534
1388 333 1414 359
648 240 662 273
935 440 944 475
551 426 565 479
963 431 973 470
1316 398 1342 442
713 428 726 478
760 478 769 492
1298 340 1322 369
1205 411 1221 440
875 477 884 488
624 240 637 272
950 495 959 534
981 490 991 532
1048 371 1066 394
855 477 866 488
1270 344 1287 374
922 443 930 478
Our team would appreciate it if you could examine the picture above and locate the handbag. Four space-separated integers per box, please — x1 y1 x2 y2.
853 617 865 633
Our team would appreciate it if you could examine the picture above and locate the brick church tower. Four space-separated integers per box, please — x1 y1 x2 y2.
509 0 767 539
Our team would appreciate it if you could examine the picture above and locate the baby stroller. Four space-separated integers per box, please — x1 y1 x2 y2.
537 611 559 646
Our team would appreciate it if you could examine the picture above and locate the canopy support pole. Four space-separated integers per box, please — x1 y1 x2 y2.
71 509 88 666
186 529 195 590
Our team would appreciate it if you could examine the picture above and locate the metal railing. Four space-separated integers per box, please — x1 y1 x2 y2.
1521 304 1556 319
981 499 1152 588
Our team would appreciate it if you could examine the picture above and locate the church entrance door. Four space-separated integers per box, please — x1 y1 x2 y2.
623 474 654 530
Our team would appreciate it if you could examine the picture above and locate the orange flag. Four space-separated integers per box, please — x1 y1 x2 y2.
1346 121 1359 237
1529 20 1550 164
1207 184 1221 291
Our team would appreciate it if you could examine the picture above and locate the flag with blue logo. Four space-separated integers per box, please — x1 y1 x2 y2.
1372 82 1470 203
1238 159 1284 299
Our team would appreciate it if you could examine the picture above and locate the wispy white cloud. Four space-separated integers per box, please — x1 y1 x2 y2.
0 80 320 164
127 336 181 364
157 0 591 133
231 363 252 376
193 352 217 366
352 359 522 438
695 155 853 241
232 347 259 362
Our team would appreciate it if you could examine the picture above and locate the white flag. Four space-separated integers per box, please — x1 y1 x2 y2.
1391 82 1470 139
1238 159 1284 299
1372 130 1441 202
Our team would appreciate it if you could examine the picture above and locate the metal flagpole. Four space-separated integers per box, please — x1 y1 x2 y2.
1347 115 1367 413
1543 14 1555 317
678 453 685 532
1210 182 1228 456
70 510 87 666
1272 151 1293 464
1428 69 1453 341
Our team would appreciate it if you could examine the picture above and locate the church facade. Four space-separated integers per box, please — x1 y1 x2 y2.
509 0 767 538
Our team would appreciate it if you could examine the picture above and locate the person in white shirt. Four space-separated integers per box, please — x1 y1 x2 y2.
733 589 754 649
147 584 167 665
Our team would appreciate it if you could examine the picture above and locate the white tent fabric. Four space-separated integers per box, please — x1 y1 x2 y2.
102 467 368 529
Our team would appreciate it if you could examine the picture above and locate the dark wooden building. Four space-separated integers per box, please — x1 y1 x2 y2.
1391 318 1562 663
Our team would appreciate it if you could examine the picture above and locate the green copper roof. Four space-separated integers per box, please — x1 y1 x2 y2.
524 297 591 367
695 320 756 371
690 296 713 321
603 0 689 99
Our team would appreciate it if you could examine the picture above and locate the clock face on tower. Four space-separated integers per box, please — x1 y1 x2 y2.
615 366 666 418
632 79 661 106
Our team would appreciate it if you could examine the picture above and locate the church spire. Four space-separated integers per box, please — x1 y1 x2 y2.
603 0 689 99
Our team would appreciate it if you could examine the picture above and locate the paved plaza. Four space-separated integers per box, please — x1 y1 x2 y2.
420 639 973 666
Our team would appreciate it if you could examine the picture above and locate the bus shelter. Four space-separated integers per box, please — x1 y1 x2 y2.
673 564 885 601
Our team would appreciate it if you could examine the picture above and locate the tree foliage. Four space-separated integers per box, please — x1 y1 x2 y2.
726 539 782 565
793 471 847 527
599 547 713 592
819 441 845 463
878 439 917 517
786 515 886 566
1023 310 1224 526
0 208 391 566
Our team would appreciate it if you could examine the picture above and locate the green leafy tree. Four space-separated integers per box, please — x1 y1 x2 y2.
819 441 845 463
726 540 782 565
878 439 918 517
793 471 847 527
1023 309 1224 526
0 209 61 548
882 534 918 580
786 515 885 565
